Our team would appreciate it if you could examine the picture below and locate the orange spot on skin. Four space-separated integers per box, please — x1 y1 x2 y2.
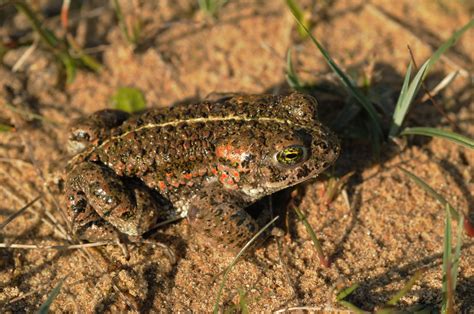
215 143 245 165
170 180 180 188
215 145 227 158
158 181 167 191
182 173 193 180
217 166 239 190
230 170 240 182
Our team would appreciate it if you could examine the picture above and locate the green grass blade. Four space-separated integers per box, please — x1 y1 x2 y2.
442 204 453 314
389 19 474 137
285 49 303 90
113 0 133 44
398 167 460 221
396 61 413 108
423 19 474 81
213 216 279 313
294 207 328 267
400 127 474 149
4 103 61 126
389 60 430 137
386 268 426 305
37 277 66 314
237 288 250 314
285 0 305 25
0 123 14 132
451 214 463 294
336 283 359 301
389 61 412 137
111 87 146 113
14 2 59 48
284 0 310 38
59 52 77 84
291 15 383 148
66 36 102 73
198 0 226 17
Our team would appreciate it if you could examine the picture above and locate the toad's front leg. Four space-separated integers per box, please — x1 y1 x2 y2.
187 187 270 252
65 162 165 241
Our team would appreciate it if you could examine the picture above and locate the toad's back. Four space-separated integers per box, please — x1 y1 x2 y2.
86 93 325 201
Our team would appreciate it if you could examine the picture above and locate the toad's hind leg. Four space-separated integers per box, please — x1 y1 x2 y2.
65 162 166 240
187 188 270 251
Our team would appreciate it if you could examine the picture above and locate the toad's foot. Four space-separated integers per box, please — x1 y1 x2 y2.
65 162 166 241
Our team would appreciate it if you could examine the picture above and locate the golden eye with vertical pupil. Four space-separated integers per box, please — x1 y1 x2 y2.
275 146 307 165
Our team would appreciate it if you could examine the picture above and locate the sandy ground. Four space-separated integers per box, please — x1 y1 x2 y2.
0 0 473 312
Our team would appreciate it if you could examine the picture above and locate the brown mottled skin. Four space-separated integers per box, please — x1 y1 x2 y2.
65 93 340 250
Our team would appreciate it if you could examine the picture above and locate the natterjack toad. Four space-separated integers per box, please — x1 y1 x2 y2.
65 93 340 250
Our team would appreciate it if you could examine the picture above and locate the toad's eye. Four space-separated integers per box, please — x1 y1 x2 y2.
275 146 307 165
72 130 90 142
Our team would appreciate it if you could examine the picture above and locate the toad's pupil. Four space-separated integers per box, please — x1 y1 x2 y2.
277 146 305 165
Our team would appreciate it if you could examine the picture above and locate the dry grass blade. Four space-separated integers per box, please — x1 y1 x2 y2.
60 0 71 29
323 171 355 205
420 71 458 102
11 0 101 82
407 46 458 129
213 216 279 313
274 306 348 313
11 38 38 72
0 241 112 250
0 183 67 240
0 195 41 231
366 3 471 78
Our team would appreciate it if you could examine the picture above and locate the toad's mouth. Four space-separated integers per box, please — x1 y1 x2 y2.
240 168 325 201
